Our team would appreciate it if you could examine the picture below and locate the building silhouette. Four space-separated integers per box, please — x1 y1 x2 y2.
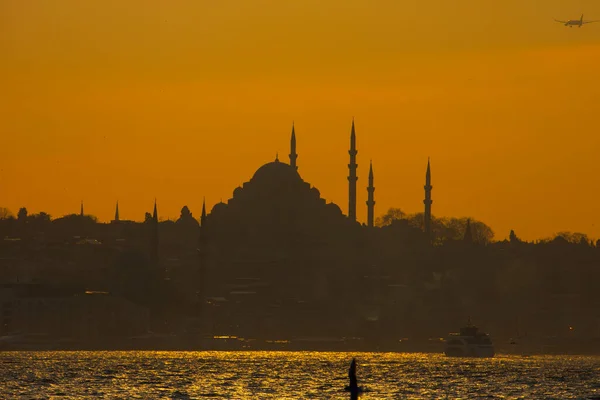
2 120 600 353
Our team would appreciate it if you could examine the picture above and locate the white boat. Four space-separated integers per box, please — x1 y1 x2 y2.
444 319 495 357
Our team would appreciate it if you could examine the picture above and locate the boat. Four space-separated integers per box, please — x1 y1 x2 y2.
444 318 495 357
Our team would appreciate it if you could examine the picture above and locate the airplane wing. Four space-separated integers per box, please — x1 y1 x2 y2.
582 20 600 24
554 19 568 23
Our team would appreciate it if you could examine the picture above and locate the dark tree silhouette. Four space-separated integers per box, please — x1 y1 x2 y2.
144 212 153 223
375 208 406 227
554 231 589 244
467 219 494 244
28 212 52 229
0 207 12 219
375 208 494 244
17 207 28 222
33 212 51 222
439 217 493 244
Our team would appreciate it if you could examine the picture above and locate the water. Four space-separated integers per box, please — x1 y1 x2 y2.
0 351 598 399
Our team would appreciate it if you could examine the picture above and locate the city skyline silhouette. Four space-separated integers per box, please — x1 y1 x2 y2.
0 118 597 243
2 122 598 354
2 5 600 397
2 1 600 240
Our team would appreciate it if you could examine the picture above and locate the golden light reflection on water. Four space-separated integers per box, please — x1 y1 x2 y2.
0 351 598 399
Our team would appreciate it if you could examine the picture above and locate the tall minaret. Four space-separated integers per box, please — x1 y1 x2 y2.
197 198 209 317
152 199 158 222
198 198 208 260
200 197 207 228
424 158 433 239
366 160 375 228
151 199 159 266
289 122 298 170
348 118 358 221
114 201 120 222
80 201 84 217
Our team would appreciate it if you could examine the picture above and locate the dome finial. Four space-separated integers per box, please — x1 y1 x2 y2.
275 152 279 162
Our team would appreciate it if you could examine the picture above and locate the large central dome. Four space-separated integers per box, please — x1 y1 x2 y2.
210 157 349 226
251 159 301 184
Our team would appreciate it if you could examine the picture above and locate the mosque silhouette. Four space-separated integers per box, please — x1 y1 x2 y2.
192 120 434 339
203 119 431 233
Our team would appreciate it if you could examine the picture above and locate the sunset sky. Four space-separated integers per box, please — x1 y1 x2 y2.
2 0 600 241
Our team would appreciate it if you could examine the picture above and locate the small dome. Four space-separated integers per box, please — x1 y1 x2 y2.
211 201 227 214
233 187 243 198
326 202 343 215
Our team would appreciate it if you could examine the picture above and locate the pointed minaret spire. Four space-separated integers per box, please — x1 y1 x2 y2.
424 157 433 240
80 201 84 217
153 198 158 222
350 117 356 148
201 197 207 227
114 201 120 222
289 122 298 170
198 197 209 286
348 118 358 221
366 160 375 228
150 199 159 268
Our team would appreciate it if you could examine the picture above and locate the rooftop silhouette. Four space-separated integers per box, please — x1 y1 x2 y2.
0 122 598 353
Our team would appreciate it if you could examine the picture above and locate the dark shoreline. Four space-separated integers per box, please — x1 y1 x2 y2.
2 340 599 356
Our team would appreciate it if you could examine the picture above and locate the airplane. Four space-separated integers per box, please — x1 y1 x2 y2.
554 14 599 27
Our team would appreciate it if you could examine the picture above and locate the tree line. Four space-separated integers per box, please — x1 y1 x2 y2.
0 205 596 245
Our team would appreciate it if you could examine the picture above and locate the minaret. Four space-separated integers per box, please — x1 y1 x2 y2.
423 158 433 239
200 197 207 228
366 160 375 227
151 199 159 267
289 122 298 170
152 199 158 222
198 197 208 264
197 198 209 318
348 118 358 221
80 201 84 217
199 197 208 252
114 201 120 222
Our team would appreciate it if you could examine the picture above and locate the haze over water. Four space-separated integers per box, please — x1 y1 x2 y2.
1 351 599 399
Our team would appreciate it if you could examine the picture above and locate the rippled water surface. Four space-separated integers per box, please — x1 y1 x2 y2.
1 351 599 399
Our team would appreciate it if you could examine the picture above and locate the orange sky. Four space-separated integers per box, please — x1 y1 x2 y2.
2 0 600 241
